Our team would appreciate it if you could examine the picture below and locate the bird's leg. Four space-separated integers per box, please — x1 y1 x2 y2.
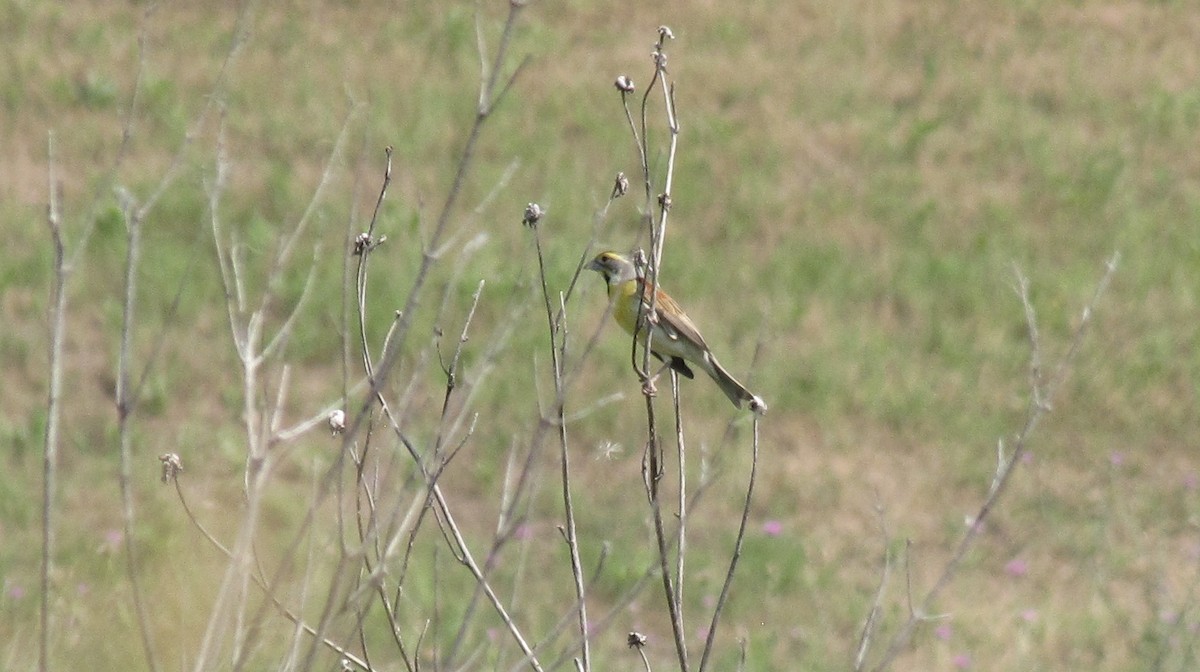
641 359 675 398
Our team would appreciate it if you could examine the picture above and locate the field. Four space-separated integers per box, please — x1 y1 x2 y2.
3 1 1198 670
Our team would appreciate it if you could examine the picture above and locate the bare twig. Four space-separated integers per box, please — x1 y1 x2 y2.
868 253 1120 670
368 0 527 399
39 133 66 672
854 495 893 672
167 471 371 670
113 182 161 672
199 79 358 672
526 204 591 670
630 28 690 671
672 373 686 620
698 415 759 672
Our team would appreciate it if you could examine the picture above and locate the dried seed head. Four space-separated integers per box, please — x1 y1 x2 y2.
750 395 769 415
328 409 346 436
627 631 648 649
612 172 629 198
352 232 387 255
159 453 184 484
658 25 674 41
657 192 672 210
353 232 371 255
522 202 544 227
614 75 635 93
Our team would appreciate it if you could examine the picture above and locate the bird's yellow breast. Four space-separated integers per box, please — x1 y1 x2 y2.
608 279 644 337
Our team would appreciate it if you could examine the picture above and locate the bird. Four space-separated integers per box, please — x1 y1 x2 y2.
585 250 767 414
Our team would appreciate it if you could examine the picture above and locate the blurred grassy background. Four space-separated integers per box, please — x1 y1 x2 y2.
2 0 1198 669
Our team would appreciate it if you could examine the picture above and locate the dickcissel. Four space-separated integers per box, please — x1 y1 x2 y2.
586 251 767 414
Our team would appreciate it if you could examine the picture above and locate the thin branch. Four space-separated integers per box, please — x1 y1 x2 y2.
854 495 892 672
526 207 591 670
167 472 371 671
369 0 527 399
114 185 161 672
698 415 759 672
39 132 66 672
673 373 686 620
632 27 690 671
869 252 1120 670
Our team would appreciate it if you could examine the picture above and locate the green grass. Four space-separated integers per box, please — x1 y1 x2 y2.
3 0 1200 670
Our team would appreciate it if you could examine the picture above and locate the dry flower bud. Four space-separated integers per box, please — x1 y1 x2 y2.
352 232 387 256
159 453 184 484
627 631 647 649
657 192 672 210
632 248 648 275
328 409 346 436
658 25 674 41
614 75 635 93
750 395 769 415
353 232 371 255
522 202 544 227
612 172 629 198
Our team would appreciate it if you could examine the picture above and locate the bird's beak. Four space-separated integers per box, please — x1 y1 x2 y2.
585 257 603 272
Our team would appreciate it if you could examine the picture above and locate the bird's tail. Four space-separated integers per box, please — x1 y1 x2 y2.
702 354 768 415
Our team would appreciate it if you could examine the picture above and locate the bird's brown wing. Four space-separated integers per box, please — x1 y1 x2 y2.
639 280 710 351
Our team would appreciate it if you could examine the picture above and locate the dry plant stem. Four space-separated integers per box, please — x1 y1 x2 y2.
636 647 653 672
629 30 690 671
171 478 371 670
493 382 629 668
428 487 546 668
697 416 759 672
114 187 161 672
505 546 607 669
634 29 680 392
340 128 375 437
530 220 591 671
869 253 1120 671
645 403 688 671
110 6 252 666
532 491 710 672
139 10 248 664
366 339 545 671
548 187 625 399
534 458 726 672
448 424 549 662
351 154 510 672
438 211 621 669
649 76 679 275
391 395 480 663
672 374 686 615
39 134 65 672
369 2 527 399
355 146 392 382
40 3 247 666
299 553 358 672
201 99 351 671
344 102 526 669
854 498 893 672
435 279 486 452
228 108 351 670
